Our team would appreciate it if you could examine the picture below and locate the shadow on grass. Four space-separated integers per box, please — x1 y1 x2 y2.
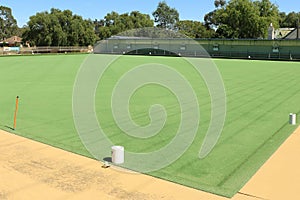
4 125 14 131
103 157 112 162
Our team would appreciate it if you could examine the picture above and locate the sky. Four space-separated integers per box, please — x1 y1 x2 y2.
1 0 298 27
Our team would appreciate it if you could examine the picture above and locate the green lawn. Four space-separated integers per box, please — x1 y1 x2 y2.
0 54 299 197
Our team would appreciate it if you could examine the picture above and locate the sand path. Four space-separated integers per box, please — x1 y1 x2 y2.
1 126 300 200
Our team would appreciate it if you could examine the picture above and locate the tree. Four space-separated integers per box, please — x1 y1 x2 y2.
96 11 153 39
204 11 218 30
279 12 300 28
177 20 214 38
22 12 51 46
0 6 18 40
222 0 263 38
254 0 280 35
152 1 179 30
130 11 153 28
205 0 280 38
22 8 97 46
214 0 226 8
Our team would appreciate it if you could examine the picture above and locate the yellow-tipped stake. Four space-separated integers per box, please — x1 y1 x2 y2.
13 96 19 130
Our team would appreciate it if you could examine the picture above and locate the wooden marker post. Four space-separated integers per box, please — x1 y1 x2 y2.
13 96 19 130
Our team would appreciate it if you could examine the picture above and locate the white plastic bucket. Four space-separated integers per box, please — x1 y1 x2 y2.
111 146 124 164
289 113 296 125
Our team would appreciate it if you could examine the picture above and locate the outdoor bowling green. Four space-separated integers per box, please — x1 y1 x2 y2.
0 54 299 197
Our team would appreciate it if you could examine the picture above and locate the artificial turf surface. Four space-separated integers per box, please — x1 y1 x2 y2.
0 54 299 197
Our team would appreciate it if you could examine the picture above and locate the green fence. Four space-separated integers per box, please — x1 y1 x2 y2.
198 39 300 60
94 38 300 60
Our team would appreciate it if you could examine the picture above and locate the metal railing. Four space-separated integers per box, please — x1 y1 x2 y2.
0 46 93 55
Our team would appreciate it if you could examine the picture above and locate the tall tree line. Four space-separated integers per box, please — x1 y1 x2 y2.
95 11 154 40
22 8 97 46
